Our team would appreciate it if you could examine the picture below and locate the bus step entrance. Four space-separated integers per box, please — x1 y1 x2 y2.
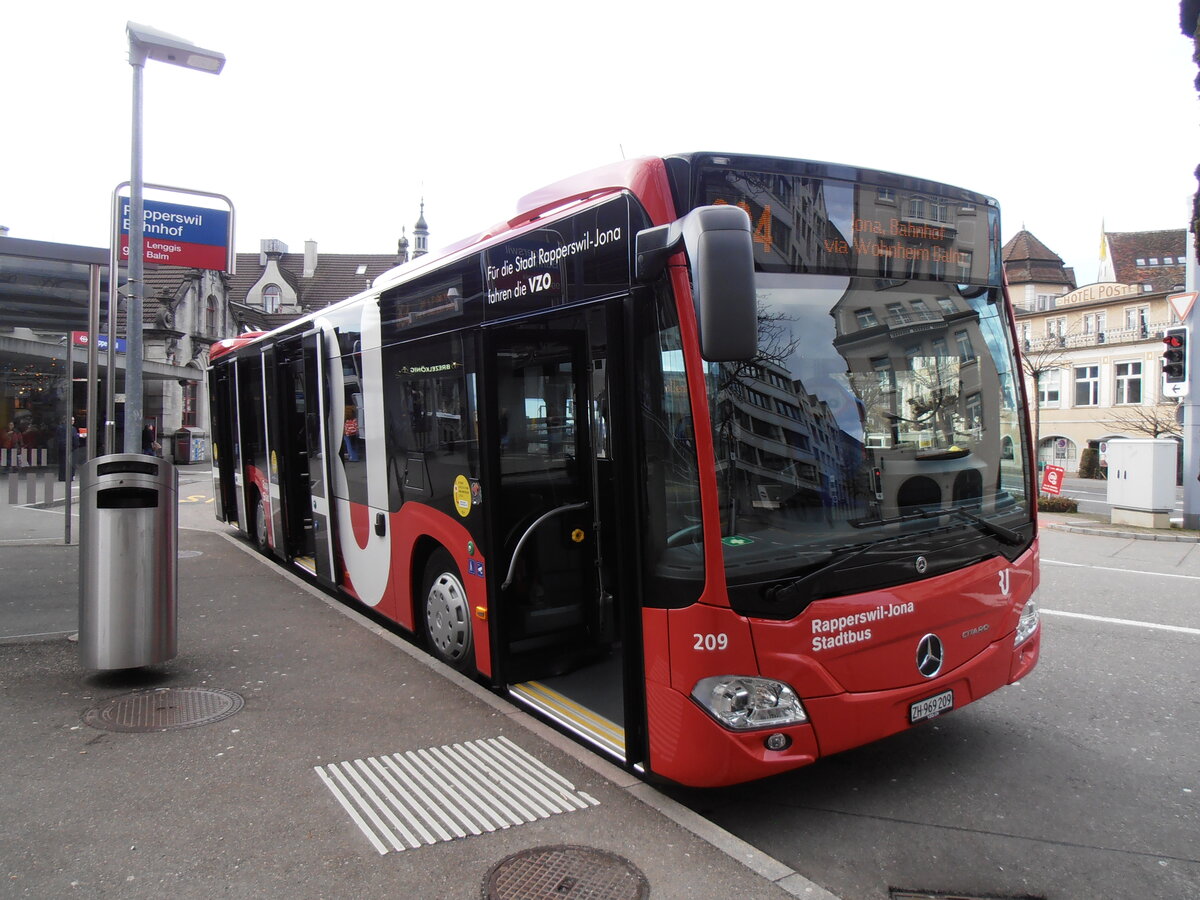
509 677 624 761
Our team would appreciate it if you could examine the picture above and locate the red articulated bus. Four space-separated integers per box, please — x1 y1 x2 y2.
208 152 1040 787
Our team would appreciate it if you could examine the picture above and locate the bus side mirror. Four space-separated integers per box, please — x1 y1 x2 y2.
635 205 758 362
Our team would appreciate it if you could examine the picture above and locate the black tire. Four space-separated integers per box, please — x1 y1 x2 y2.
420 549 475 674
252 492 269 552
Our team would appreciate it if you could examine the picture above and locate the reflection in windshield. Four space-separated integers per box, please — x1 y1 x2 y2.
705 274 1031 566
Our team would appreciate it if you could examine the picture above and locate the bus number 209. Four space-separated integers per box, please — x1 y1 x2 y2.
693 633 729 651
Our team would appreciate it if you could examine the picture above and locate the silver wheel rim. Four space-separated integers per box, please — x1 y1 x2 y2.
255 497 268 547
426 570 471 662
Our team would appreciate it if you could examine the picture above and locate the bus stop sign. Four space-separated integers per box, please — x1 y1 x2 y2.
1040 464 1065 495
119 197 231 271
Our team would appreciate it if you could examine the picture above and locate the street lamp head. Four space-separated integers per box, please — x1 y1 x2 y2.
126 22 225 74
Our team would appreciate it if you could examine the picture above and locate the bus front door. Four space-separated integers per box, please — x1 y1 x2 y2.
486 307 630 762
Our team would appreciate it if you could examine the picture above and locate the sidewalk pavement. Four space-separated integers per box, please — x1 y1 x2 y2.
0 476 838 899
1038 513 1200 543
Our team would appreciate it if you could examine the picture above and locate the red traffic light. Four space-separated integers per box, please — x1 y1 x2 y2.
1162 327 1188 383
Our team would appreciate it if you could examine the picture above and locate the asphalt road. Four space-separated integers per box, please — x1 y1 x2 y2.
663 526 1200 900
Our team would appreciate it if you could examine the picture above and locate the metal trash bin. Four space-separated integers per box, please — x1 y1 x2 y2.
78 453 178 669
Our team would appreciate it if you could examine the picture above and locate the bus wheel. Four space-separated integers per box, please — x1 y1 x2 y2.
421 549 474 674
252 493 269 552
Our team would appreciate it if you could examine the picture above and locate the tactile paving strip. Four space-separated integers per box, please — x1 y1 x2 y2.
315 736 599 855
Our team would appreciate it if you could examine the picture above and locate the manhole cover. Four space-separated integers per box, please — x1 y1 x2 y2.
83 687 244 732
483 845 648 900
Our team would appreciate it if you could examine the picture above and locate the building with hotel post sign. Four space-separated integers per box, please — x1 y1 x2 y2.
1006 227 1191 478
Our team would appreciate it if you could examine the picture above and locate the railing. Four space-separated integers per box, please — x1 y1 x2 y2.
1023 321 1174 353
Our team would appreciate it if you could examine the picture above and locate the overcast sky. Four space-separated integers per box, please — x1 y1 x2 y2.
3 1 1196 287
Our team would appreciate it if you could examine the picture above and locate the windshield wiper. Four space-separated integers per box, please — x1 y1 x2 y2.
851 505 1025 545
944 505 1026 544
762 534 914 609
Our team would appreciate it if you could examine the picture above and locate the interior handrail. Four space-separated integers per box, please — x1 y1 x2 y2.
501 501 591 590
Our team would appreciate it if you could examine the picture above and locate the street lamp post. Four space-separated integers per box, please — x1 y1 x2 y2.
123 22 224 453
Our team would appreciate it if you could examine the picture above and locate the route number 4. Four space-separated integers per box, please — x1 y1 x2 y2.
712 199 774 254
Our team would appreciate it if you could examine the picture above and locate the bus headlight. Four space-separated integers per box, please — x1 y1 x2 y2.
691 676 808 730
1014 596 1039 647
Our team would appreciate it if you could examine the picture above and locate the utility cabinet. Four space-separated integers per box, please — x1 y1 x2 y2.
1105 439 1177 528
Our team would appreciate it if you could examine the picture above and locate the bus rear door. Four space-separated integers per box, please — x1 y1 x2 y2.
209 363 241 525
273 331 338 584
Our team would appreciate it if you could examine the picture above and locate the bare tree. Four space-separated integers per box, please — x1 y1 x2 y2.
1108 401 1182 438
1019 333 1073 461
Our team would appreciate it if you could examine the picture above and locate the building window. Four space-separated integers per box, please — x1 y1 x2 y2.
871 356 895 392
1037 369 1061 407
954 330 975 361
964 392 982 431
1114 361 1142 405
876 188 896 204
1074 365 1100 406
877 240 895 278
855 308 878 328
263 283 282 313
957 250 972 281
181 381 198 427
1082 311 1107 340
205 295 218 334
1135 258 1147 266
1124 305 1149 335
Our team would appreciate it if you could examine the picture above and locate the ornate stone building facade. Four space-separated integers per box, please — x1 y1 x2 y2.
1006 229 1188 474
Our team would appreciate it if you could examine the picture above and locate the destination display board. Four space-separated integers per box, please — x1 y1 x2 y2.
697 164 1000 286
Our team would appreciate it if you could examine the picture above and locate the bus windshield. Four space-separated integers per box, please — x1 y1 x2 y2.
702 272 1033 607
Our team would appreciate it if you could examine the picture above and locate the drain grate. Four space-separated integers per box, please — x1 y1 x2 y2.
483 845 648 900
83 687 244 732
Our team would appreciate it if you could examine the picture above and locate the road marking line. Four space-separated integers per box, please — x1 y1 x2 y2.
1043 558 1200 581
1041 608 1200 636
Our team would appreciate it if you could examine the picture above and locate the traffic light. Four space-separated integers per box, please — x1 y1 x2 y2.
1162 327 1187 383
